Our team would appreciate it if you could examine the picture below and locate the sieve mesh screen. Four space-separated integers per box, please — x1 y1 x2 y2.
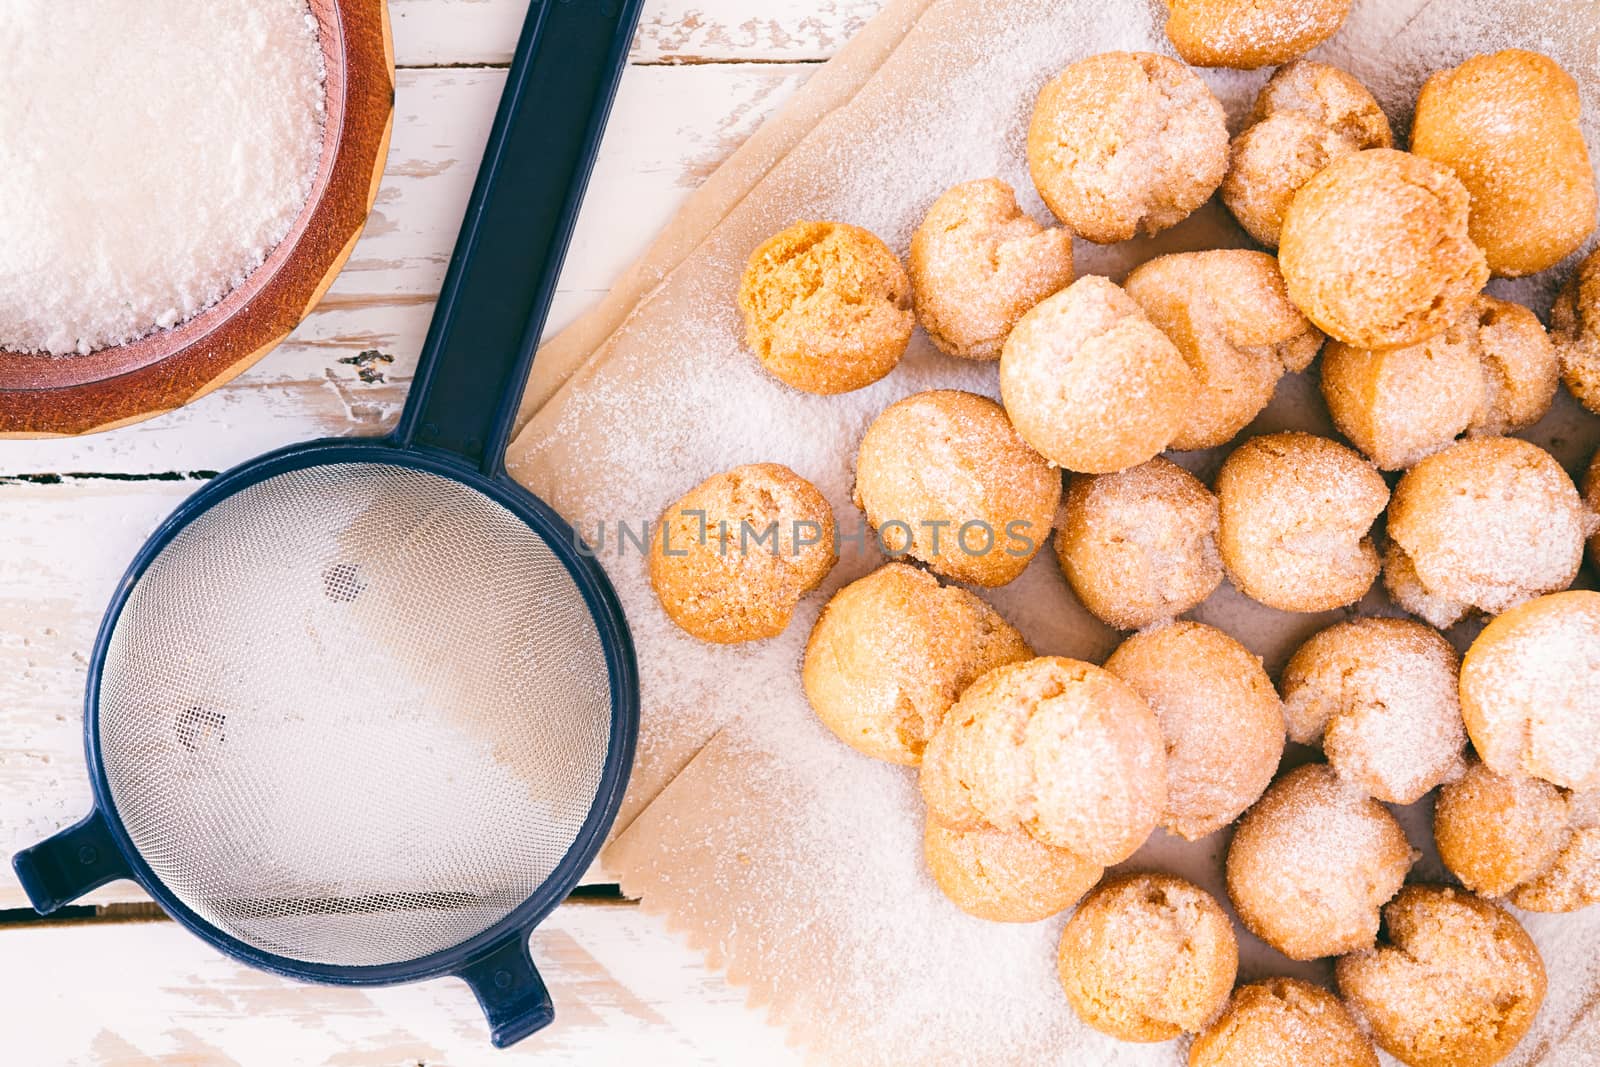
95 462 613 967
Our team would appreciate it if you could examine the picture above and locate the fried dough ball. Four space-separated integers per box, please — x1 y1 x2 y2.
802 563 1031 765
923 820 1101 923
1104 621 1285 841
1459 591 1600 792
918 656 1165 865
1336 886 1546 1067
908 178 1074 360
1226 764 1413 961
1588 450 1600 569
1383 438 1592 629
1553 248 1600 414
1123 250 1324 450
1000 276 1195 473
649 464 835 643
738 220 912 394
1223 61 1394 248
1027 52 1227 243
1057 873 1237 1043
1162 0 1350 69
1188 978 1379 1067
1279 149 1489 351
1411 49 1598 278
1280 617 1466 804
1054 458 1222 630
1321 295 1557 470
1215 432 1389 612
853 390 1059 587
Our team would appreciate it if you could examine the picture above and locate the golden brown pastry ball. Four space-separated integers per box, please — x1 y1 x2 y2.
1281 618 1466 804
1279 149 1489 351
1105 621 1285 841
1321 296 1557 470
1027 52 1227 243
1411 49 1598 278
1589 449 1600 569
1055 458 1222 630
1000 276 1195 473
909 178 1073 360
918 656 1165 865
1163 0 1350 70
1188 978 1379 1067
853 390 1059 587
1336 886 1546 1067
1123 250 1324 450
802 563 1030 765
1383 438 1592 629
738 221 912 394
1215 432 1389 612
1226 763 1413 961
923 820 1101 923
1459 590 1600 792
649 463 835 643
1553 248 1600 414
1057 873 1237 1043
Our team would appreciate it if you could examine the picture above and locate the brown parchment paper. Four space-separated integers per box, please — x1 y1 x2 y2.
507 0 1600 1061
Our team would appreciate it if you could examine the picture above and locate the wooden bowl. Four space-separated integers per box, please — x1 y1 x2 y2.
0 0 395 438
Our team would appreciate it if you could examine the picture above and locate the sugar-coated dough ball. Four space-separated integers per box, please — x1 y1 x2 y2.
1337 886 1546 1067
853 390 1059 587
1226 764 1412 961
1281 618 1466 804
738 220 912 394
909 178 1073 360
1123 250 1324 450
1027 52 1227 244
1057 873 1237 1043
1512 790 1600 913
1411 50 1598 278
649 464 835 643
1384 438 1593 629
1163 0 1349 69
1055 458 1222 630
1216 432 1389 612
1280 149 1489 351
1189 978 1379 1067
918 656 1165 865
923 820 1101 923
1322 295 1557 470
1104 621 1285 841
1553 248 1600 414
1459 591 1600 792
1589 450 1600 570
802 563 1031 765
1000 276 1195 473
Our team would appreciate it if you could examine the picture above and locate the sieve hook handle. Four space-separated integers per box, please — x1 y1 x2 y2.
458 932 555 1047
12 809 131 914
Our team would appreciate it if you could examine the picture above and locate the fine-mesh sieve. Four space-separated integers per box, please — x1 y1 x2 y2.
12 0 642 1048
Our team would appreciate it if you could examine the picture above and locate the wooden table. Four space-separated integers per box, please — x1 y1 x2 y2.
0 2 883 1060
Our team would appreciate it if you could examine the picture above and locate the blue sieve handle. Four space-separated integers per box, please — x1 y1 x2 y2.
393 0 646 474
12 809 132 913
458 931 555 1048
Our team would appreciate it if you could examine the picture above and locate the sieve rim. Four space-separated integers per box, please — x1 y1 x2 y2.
77 437 638 985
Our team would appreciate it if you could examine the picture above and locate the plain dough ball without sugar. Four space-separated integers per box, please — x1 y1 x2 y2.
853 390 1060 587
649 464 836 643
1279 149 1489 351
1055 458 1223 630
1280 617 1466 804
1189 978 1378 1067
1553 248 1600 414
1336 886 1546 1067
1226 763 1413 961
1123 250 1324 451
1215 432 1389 613
1000 276 1195 473
738 220 912 394
908 178 1073 360
1027 52 1227 244
802 563 1031 765
1104 621 1285 841
1057 873 1238 1043
923 820 1101 923
1163 0 1350 69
